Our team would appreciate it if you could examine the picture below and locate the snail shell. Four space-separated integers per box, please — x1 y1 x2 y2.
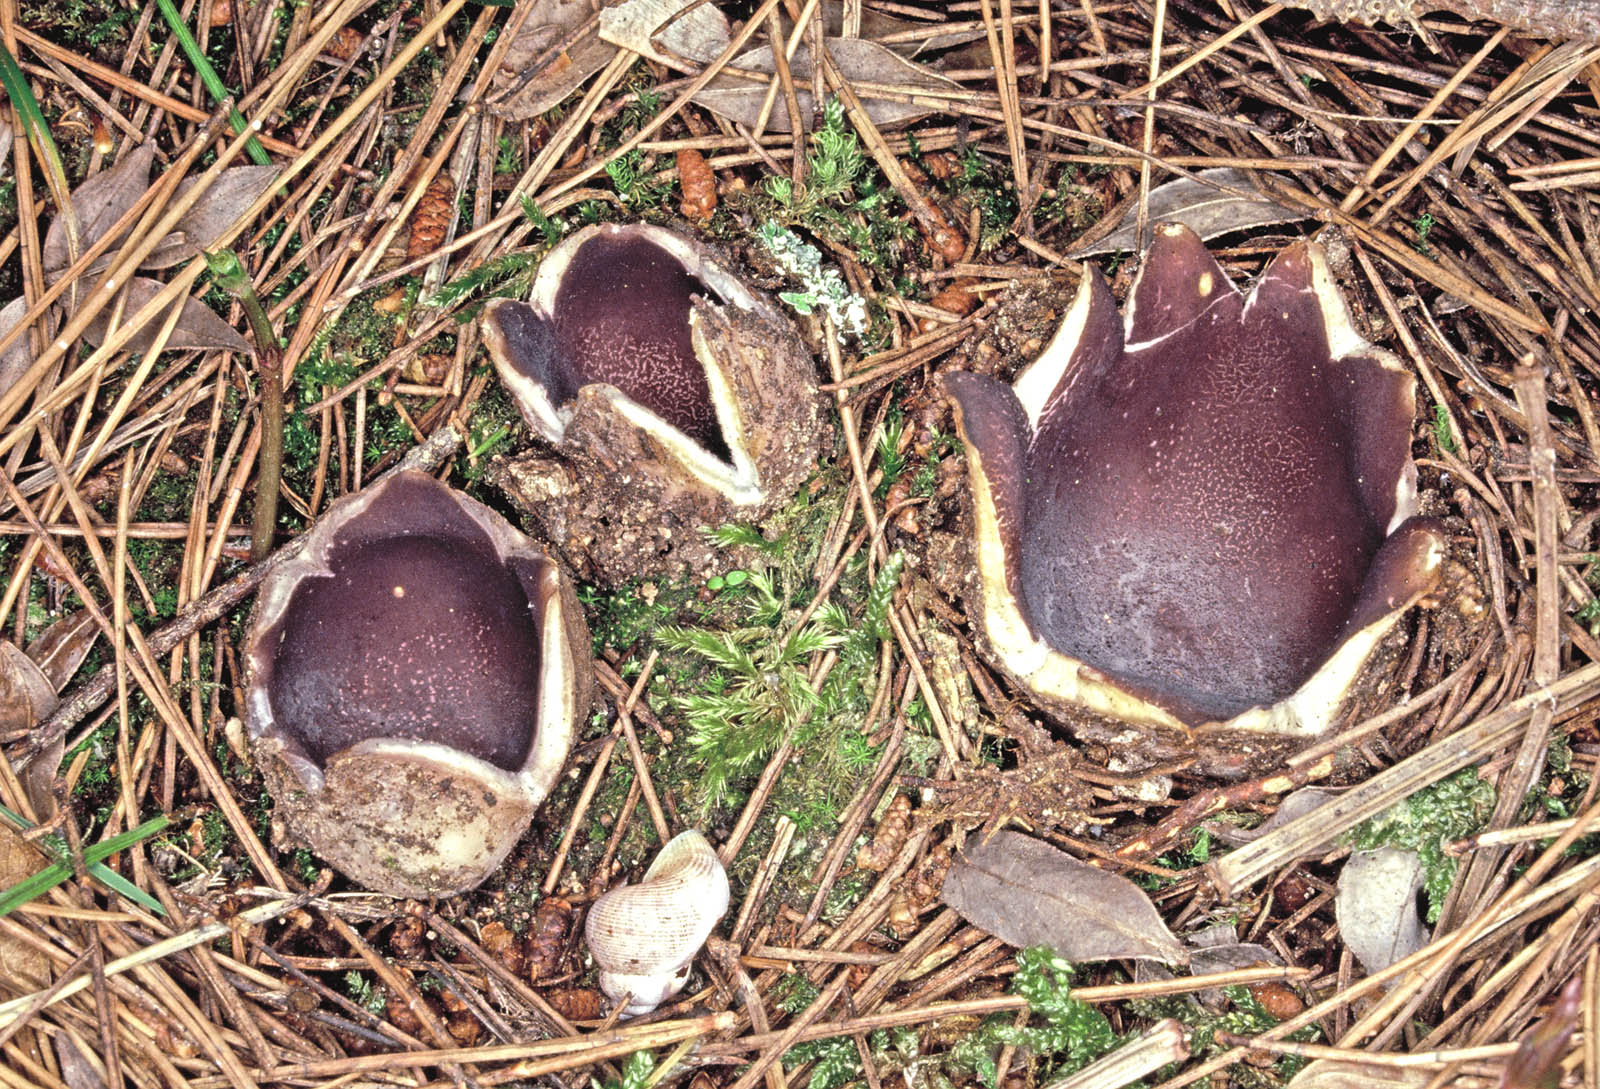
584 830 730 1015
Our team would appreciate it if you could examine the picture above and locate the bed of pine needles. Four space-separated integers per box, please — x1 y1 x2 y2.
2 1 1599 1087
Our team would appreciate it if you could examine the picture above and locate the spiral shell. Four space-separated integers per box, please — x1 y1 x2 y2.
584 830 729 1015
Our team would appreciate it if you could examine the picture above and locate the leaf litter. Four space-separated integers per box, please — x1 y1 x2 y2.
941 830 1188 965
3 140 271 394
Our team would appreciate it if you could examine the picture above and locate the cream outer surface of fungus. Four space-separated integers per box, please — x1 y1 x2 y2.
245 471 592 898
482 223 826 587
944 224 1447 776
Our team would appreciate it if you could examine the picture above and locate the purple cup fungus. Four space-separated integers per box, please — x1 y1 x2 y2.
943 224 1448 776
482 223 825 586
245 471 591 897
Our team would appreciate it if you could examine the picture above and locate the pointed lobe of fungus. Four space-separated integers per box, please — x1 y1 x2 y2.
946 224 1445 766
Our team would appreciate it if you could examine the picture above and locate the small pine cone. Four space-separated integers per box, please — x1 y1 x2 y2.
919 206 966 264
543 986 606 1020
858 793 912 871
407 171 456 260
479 921 527 978
325 26 368 61
526 896 575 982
676 149 717 219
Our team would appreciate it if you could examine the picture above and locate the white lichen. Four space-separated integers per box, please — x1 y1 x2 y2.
756 223 869 343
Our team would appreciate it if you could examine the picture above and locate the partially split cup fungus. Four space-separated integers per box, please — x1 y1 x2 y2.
944 224 1447 776
245 471 591 897
483 223 825 586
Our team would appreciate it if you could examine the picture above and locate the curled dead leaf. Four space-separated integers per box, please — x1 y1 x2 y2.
1070 168 1306 257
941 830 1187 965
693 39 961 133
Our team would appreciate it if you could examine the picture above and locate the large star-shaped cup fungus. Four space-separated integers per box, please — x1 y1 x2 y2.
482 223 825 586
245 471 591 897
944 224 1448 776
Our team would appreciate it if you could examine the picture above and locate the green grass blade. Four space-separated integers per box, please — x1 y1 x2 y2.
0 42 77 257
0 807 170 917
152 0 270 166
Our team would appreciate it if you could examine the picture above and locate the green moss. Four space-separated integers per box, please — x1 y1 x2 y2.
743 99 917 277
1347 768 1495 923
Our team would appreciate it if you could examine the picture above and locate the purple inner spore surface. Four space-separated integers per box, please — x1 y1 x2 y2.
270 534 542 770
552 233 723 453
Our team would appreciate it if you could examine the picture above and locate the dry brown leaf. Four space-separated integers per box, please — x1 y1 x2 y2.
0 640 58 740
43 144 156 275
142 165 282 269
692 39 961 132
0 821 51 994
1334 848 1430 974
597 0 730 65
0 296 44 398
1071 168 1308 257
27 609 100 693
83 277 251 355
941 830 1187 964
14 612 95 822
490 0 617 122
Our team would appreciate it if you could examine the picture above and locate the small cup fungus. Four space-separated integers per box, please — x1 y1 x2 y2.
245 471 591 897
943 224 1448 776
482 223 825 586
